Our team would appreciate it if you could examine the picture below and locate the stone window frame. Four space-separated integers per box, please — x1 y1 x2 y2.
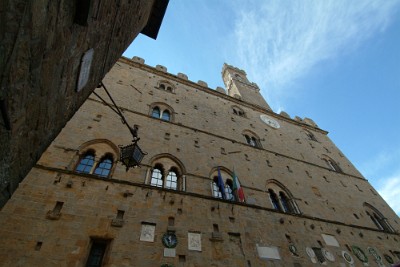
242 130 262 148
150 102 174 122
86 238 111 267
266 180 300 214
146 154 186 191
92 153 114 178
75 150 96 174
321 155 342 173
157 80 175 93
364 202 395 233
209 167 237 201
232 105 246 117
303 128 318 142
73 139 119 178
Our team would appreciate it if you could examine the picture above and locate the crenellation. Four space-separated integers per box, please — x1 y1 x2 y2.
132 56 145 64
177 73 188 80
215 86 226 94
197 80 208 87
280 111 291 118
156 64 167 72
303 117 318 128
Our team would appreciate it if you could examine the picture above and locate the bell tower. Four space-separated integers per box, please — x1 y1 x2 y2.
222 63 271 110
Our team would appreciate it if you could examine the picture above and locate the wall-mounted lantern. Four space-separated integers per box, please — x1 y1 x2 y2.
95 83 147 171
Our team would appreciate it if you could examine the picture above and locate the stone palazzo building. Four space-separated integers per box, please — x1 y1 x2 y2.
0 57 399 267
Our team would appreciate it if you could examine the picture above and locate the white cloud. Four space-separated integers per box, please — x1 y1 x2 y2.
376 172 400 215
359 150 397 178
358 148 400 216
232 0 400 109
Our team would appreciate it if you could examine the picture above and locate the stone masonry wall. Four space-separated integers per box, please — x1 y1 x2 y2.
0 57 398 266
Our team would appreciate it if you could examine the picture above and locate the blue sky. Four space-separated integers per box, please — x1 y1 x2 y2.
124 0 400 215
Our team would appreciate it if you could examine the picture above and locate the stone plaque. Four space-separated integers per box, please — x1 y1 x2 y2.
140 223 155 242
188 232 202 251
77 48 94 92
163 248 176 257
321 234 339 247
256 245 281 260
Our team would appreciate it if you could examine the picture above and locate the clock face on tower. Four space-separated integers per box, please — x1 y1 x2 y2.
260 114 280 129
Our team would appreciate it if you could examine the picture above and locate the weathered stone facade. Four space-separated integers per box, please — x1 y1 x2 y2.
0 0 169 207
0 57 398 266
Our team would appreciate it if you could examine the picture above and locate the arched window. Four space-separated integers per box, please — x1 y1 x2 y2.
268 189 281 211
210 168 240 202
304 129 318 142
212 176 223 199
152 107 161 118
225 179 235 201
165 168 178 190
150 103 173 122
364 203 394 233
158 81 175 93
243 132 262 148
93 154 113 178
74 140 118 178
150 165 164 188
232 106 245 117
279 191 294 213
148 157 184 191
322 156 342 173
161 110 170 121
267 181 300 214
75 151 95 174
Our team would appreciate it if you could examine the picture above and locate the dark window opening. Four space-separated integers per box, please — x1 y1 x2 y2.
86 240 108 267
268 189 281 211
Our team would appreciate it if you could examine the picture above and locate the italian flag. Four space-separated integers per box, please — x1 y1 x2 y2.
232 169 245 202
